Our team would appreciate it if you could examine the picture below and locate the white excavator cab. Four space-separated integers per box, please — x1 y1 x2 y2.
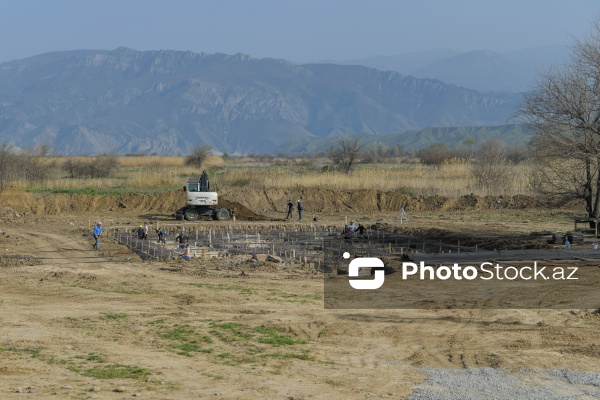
185 179 219 206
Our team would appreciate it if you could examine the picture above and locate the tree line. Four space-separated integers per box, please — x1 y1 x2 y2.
0 145 120 191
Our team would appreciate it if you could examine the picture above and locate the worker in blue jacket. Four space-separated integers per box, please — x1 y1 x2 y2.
93 221 103 250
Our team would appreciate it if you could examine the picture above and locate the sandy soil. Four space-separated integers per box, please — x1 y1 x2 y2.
1 193 599 399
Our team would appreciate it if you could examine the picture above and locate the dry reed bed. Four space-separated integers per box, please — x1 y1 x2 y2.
21 157 534 198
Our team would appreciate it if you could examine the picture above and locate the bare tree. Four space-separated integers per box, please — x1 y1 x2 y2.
520 19 600 226
0 144 58 190
185 144 213 169
0 145 16 191
471 140 513 195
21 144 55 182
328 138 365 174
92 155 119 178
62 155 119 178
416 143 451 169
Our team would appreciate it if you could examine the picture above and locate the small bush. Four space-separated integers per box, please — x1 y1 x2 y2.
328 138 365 174
471 140 514 195
0 144 56 191
63 155 119 178
185 144 213 169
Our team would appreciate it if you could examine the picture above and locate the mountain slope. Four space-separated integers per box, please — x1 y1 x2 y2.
410 50 531 93
333 49 459 74
0 47 520 155
333 46 569 93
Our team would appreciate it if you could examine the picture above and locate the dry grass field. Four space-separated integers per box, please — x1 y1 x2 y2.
21 155 534 198
1 156 599 399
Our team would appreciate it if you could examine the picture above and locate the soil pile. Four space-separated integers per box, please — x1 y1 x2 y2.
223 188 555 214
0 190 262 221
0 189 560 221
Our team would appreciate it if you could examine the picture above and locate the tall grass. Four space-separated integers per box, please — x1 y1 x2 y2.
210 162 534 197
16 156 535 197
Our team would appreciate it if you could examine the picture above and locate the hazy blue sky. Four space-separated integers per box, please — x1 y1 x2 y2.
1 0 598 63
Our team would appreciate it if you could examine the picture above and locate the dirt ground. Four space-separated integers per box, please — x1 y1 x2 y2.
1 192 600 399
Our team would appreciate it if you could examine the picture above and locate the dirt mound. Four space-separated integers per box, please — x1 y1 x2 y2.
224 189 555 214
0 190 266 221
218 199 266 220
0 189 559 221
222 187 414 214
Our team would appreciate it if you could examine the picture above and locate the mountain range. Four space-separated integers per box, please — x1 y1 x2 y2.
0 47 525 155
338 45 569 93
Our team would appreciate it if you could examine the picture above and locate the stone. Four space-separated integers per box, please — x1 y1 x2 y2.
113 386 127 392
253 254 269 262
267 254 283 263
233 254 253 262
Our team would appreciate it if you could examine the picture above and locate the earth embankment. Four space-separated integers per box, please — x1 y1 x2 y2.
0 189 553 221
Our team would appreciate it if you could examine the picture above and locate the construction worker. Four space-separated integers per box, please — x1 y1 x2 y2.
180 243 191 260
356 223 367 237
157 228 167 244
342 223 354 246
142 222 149 239
286 199 293 219
176 231 188 249
297 200 303 221
93 221 103 250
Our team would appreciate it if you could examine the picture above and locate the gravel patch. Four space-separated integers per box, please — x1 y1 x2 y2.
409 368 600 400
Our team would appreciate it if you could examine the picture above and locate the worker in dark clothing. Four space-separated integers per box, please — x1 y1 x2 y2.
343 224 354 246
356 223 367 237
297 200 303 221
176 231 188 249
286 199 294 219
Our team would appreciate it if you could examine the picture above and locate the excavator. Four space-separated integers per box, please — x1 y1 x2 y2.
174 170 233 221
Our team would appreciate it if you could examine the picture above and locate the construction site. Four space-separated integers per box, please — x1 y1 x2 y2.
111 217 600 273
112 222 455 266
1 187 600 399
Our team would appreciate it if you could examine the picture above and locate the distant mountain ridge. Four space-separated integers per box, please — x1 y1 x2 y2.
0 47 520 155
339 45 569 93
411 50 532 93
